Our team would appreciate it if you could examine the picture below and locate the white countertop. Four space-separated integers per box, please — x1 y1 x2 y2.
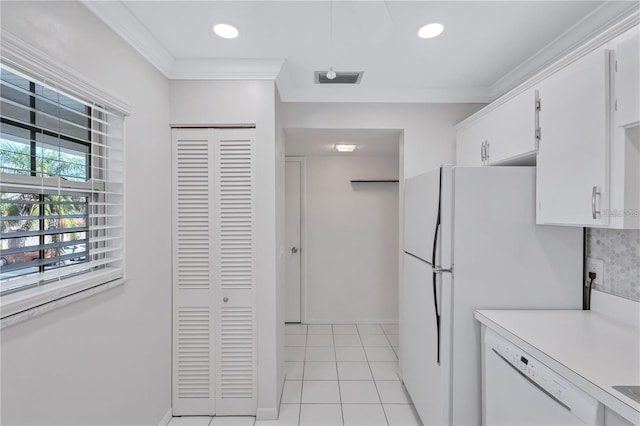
475 309 640 424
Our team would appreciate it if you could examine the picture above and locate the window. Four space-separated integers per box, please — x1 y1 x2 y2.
0 65 125 318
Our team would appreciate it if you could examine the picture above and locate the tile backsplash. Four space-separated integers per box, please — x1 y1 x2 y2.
585 228 640 301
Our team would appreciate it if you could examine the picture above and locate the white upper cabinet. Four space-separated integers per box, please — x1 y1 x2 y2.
486 88 537 165
536 46 611 227
609 26 640 229
456 88 537 167
456 117 488 167
614 28 640 128
455 23 639 228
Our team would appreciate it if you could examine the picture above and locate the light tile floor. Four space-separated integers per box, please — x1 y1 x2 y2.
168 323 422 426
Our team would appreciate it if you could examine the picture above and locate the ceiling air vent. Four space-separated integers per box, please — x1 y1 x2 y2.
315 71 364 84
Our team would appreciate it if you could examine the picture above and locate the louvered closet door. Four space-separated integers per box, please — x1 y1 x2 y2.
212 129 257 415
172 128 216 415
172 128 257 416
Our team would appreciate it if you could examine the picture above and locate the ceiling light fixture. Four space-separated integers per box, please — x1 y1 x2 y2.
213 23 239 39
418 23 444 39
335 144 357 152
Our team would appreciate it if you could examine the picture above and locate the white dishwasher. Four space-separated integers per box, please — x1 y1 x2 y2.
482 328 604 425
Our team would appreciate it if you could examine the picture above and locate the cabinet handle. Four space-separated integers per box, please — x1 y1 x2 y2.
480 142 485 162
486 142 490 162
591 186 601 219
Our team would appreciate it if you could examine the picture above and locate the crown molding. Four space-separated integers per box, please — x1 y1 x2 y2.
0 30 131 115
170 58 285 80
81 0 174 77
458 7 639 130
277 84 492 104
82 0 637 104
490 1 640 98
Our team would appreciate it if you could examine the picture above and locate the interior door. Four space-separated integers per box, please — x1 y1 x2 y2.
285 160 302 323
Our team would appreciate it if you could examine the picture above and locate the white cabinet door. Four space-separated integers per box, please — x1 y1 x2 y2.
614 27 640 128
456 119 488 167
487 88 537 164
536 47 611 226
456 88 537 167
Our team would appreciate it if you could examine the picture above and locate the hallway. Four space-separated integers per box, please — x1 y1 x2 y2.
276 323 421 426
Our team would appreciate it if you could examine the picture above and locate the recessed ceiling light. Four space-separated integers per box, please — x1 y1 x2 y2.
418 23 444 39
335 144 357 152
213 23 239 39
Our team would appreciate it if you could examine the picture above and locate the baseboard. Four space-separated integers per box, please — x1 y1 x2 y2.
591 290 640 328
304 318 398 325
256 407 278 420
158 408 172 426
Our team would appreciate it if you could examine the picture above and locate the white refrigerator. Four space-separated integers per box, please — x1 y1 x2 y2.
401 165 582 425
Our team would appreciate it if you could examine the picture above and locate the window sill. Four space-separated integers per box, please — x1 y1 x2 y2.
1 270 125 329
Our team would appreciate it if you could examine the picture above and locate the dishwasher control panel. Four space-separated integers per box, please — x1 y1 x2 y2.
487 330 568 402
484 328 604 425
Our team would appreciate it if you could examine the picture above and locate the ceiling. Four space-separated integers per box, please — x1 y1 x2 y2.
285 128 401 156
84 1 638 103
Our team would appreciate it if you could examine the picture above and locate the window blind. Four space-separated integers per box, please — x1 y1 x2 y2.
0 65 124 300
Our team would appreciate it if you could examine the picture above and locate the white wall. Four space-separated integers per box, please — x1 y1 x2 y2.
281 103 483 179
274 90 286 413
281 102 482 336
300 155 400 323
170 80 281 419
0 2 172 425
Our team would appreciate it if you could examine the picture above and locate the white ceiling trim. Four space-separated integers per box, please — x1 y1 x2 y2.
79 0 493 102
279 85 493 104
490 1 639 98
82 0 637 104
458 8 640 130
82 0 174 77
170 58 285 80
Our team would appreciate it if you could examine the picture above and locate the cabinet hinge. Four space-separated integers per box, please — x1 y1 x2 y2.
535 128 541 141
535 99 541 111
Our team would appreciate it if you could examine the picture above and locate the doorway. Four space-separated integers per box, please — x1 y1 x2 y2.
283 128 401 325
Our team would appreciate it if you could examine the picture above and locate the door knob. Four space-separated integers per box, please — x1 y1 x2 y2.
291 247 298 254
223 297 229 303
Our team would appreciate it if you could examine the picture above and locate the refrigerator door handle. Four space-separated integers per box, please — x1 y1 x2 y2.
432 270 441 365
431 167 443 365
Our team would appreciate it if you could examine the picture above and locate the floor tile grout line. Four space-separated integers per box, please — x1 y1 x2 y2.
297 326 308 425
330 324 346 426
358 323 391 426
381 329 400 361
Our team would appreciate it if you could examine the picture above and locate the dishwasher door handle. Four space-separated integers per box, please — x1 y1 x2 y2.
491 348 571 412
